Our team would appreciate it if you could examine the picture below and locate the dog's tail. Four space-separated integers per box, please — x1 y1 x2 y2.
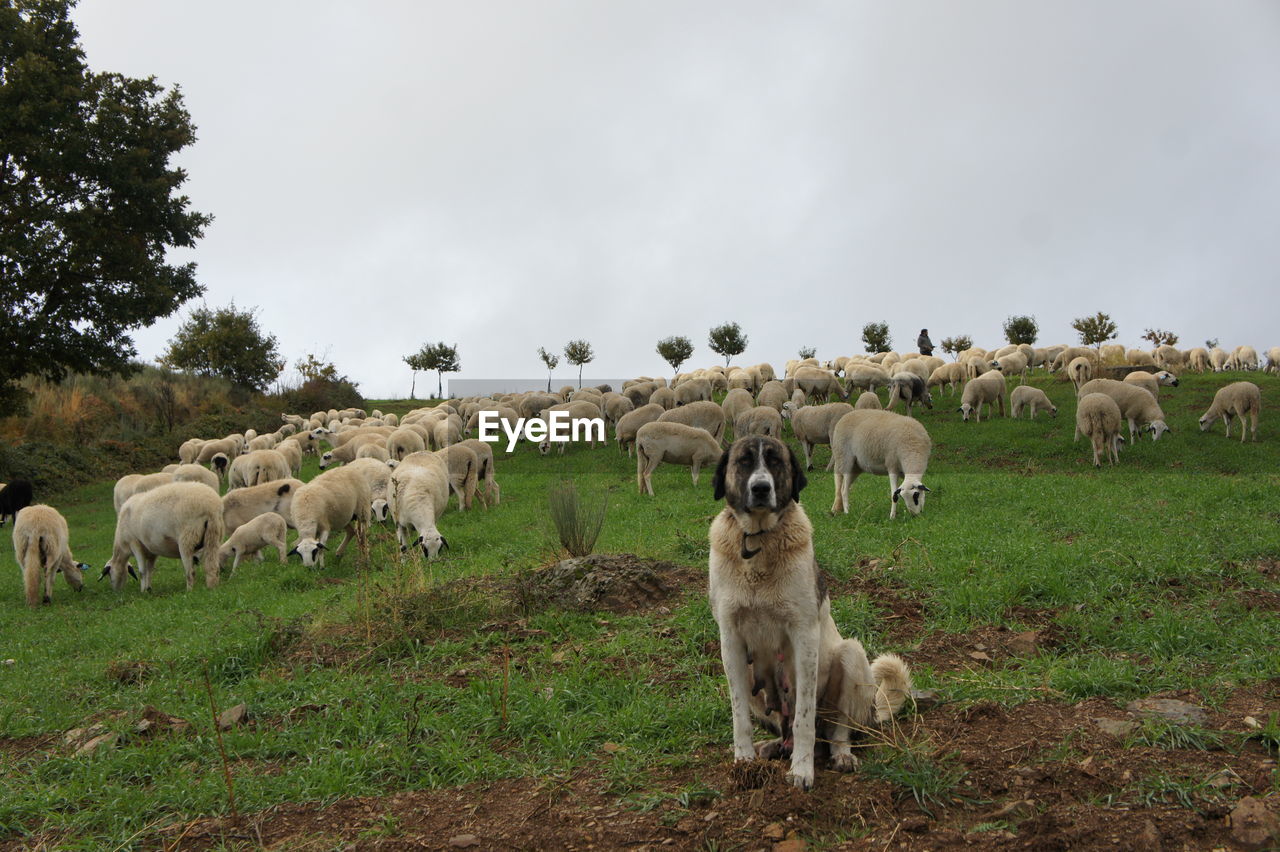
870 653 913 723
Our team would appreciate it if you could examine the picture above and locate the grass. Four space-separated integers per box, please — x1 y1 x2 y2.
2 369 1279 847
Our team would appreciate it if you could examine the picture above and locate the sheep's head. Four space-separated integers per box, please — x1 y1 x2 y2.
892 479 931 516
1198 414 1214 432
959 403 974 421
1155 371 1179 387
289 538 326 567
1146 420 1170 441
1049 405 1059 418
100 560 138 591
416 532 448 559
538 438 552 455
921 389 934 409
318 452 334 470
371 498 389 522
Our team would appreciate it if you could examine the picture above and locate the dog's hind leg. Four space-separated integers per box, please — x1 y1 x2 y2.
824 640 877 773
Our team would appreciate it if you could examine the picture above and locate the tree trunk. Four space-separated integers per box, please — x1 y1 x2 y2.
437 371 443 399
409 371 417 399
578 364 583 388
546 372 552 392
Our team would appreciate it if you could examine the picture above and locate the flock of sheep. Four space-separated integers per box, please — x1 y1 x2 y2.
6 340 1273 608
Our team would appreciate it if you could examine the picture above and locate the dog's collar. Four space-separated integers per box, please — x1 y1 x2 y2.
737 507 790 560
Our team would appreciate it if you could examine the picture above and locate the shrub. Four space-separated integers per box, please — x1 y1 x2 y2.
548 481 608 557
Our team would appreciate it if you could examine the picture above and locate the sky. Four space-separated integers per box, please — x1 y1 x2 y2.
71 1 1280 398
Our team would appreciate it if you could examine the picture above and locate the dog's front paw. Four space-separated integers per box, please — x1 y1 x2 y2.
754 739 788 761
829 753 859 773
785 769 814 791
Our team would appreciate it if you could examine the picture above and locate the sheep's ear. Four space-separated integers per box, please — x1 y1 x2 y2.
918 485 932 492
99 564 111 580
440 536 449 551
787 444 807 501
711 447 731 501
892 487 902 503
287 547 299 556
277 483 292 495
127 565 138 580
316 541 327 551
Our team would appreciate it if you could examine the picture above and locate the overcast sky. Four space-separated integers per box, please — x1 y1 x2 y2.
73 1 1280 398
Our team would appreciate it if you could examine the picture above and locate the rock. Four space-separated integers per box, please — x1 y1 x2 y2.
1137 819 1160 848
1208 768 1242 789
968 651 992 662
1008 630 1040 656
1230 797 1279 850
448 835 480 848
762 823 786 841
75 731 120 757
985 799 1036 821
135 706 189 737
217 703 248 730
1092 717 1137 738
773 836 806 852
64 724 106 748
909 689 940 711
900 816 929 833
1124 698 1207 725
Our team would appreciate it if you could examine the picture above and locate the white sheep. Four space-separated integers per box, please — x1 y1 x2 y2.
1122 369 1178 401
172 463 220 492
1067 356 1094 390
1266 347 1280 375
222 478 305 537
635 421 724 496
356 443 391 463
854 391 882 410
228 449 292 490
288 465 372 568
388 451 450 558
1187 348 1210 372
1076 378 1170 441
1198 381 1261 442
755 381 790 412
386 426 427 461
733 405 784 439
791 402 854 471
457 438 501 507
958 371 1006 422
106 482 224 592
218 512 288 574
178 438 206 465
1075 393 1123 467
1230 345 1260 371
658 401 726 444
435 444 480 510
1009 385 1057 419
720 389 755 431
13 505 88 607
829 409 932 519
885 374 932 417
1209 347 1230 372
990 351 1029 382
113 472 175 513
615 403 665 457
344 458 394 521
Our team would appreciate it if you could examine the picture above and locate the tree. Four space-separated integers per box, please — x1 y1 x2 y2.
405 342 460 399
708 322 748 366
1071 312 1118 348
563 340 594 388
862 322 892 353
1003 315 1039 345
402 349 427 398
537 347 560 393
1141 328 1179 347
0 2 211 414
1205 338 1219 350
656 336 694 377
161 303 284 392
298 353 342 383
797 346 817 360
941 335 972 359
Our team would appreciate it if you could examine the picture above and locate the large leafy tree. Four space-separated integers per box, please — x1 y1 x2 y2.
656 335 694 377
861 321 892 353
1003 315 1039 345
406 342 460 399
161 303 284 391
0 1 212 413
707 322 747 366
1071 312 1118 348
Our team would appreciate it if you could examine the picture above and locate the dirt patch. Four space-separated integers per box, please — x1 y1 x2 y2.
514 553 703 614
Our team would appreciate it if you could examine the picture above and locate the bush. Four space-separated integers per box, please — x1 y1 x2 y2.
548 481 608 557
274 378 364 416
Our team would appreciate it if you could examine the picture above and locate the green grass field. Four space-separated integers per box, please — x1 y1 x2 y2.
1 370 1277 848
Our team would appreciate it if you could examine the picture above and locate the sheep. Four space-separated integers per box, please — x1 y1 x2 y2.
1075 393 1124 467
281 413 308 429
435 444 480 510
959 370 1007 422
288 465 372 568
603 393 635 428
615 403 665 456
1067 356 1094 390
13 505 88 607
1075 378 1170 441
673 377 712 406
843 363 891 394
318 431 390 468
172 463 221 492
829 409 932 519
1123 370 1179 401
178 438 206 465
927 362 965 397
720 388 755 431
247 434 278 451
217 512 288 575
649 386 677 410
222 478 304 536
990 351 1029 382
1099 344 1126 365
1153 344 1185 373
229 449 292 490
457 438 500 507
791 402 854 471
386 426 427 461
536 401 606 454
734 405 784 439
622 383 654 407
1230 345 1260 371
356 443 391 463
1051 347 1100 373
635 421 723 496
1266 347 1280 375
343 458 393 521
1209 347 1230 372
1010 385 1057 419
854 391 882 410
388 451 450 558
1187 347 1210 372
885 374 933 417
106 482 224 592
658 401 726 444
1198 381 1261 442
0 480 34 526
113 472 174 513
793 365 848 403
196 437 242 470
755 380 790 412
273 437 306 474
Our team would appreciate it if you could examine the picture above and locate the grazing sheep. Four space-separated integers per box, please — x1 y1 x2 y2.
1123 370 1179 401
318 431 390 468
658 400 726 444
1229 345 1260 371
247 434 278 451
1075 393 1124 467
990 351 1029 382
106 482 224 592
829 410 932 519
854 391 882 410
388 452 450 558
0 480 34 526
734 405 784 439
1198 381 1261 442
793 366 848 403
1009 385 1057 419
615 403 665 457
196 437 242 467
720 389 755 430
958 371 1007 422
218 512 288 575
927 362 966 396
1187 347 1210 373
635 421 724 496
791 402 854 471
228 449 292 490
537 401 606 454
344 458 393 521
1153 344 1185 373
1067 356 1094 390
603 393 635 428
1051 347 1100 373
457 438 501 507
1076 378 1170 441
281 413 308 429
674 378 713 406
288 466 372 568
178 438 206 465
13 505 88 607
356 443 391 462
649 386 677 410
387 426 427 461
113 472 174 513
435 444 480 510
755 381 790 412
843 363 891 394
222 478 304 536
885 374 933 417
172 464 221 492
1209 347 1230 372
1265 347 1280 375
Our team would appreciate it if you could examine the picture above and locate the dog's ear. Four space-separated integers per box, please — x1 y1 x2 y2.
711 447 731 501
787 443 807 502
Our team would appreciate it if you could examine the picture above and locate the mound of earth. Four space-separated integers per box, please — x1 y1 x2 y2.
520 553 703 614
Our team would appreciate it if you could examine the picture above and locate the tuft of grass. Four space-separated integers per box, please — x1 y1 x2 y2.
861 741 970 816
548 480 608 557
1123 718 1231 752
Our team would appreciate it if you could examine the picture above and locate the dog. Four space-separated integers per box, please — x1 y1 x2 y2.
708 435 912 790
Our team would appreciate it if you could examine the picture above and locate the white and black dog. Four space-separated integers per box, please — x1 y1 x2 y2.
708 435 912 790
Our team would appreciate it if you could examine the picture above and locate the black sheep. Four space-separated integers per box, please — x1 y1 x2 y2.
0 480 34 526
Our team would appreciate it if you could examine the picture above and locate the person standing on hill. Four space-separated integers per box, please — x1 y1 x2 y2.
917 329 934 356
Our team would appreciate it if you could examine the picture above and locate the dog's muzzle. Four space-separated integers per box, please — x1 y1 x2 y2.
746 473 775 509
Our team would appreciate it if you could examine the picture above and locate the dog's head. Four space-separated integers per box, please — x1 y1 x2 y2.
712 436 806 517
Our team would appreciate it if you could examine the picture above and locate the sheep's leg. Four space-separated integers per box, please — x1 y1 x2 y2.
690 460 702 487
802 441 813 471
888 472 900 519
333 524 356 557
830 471 844 514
